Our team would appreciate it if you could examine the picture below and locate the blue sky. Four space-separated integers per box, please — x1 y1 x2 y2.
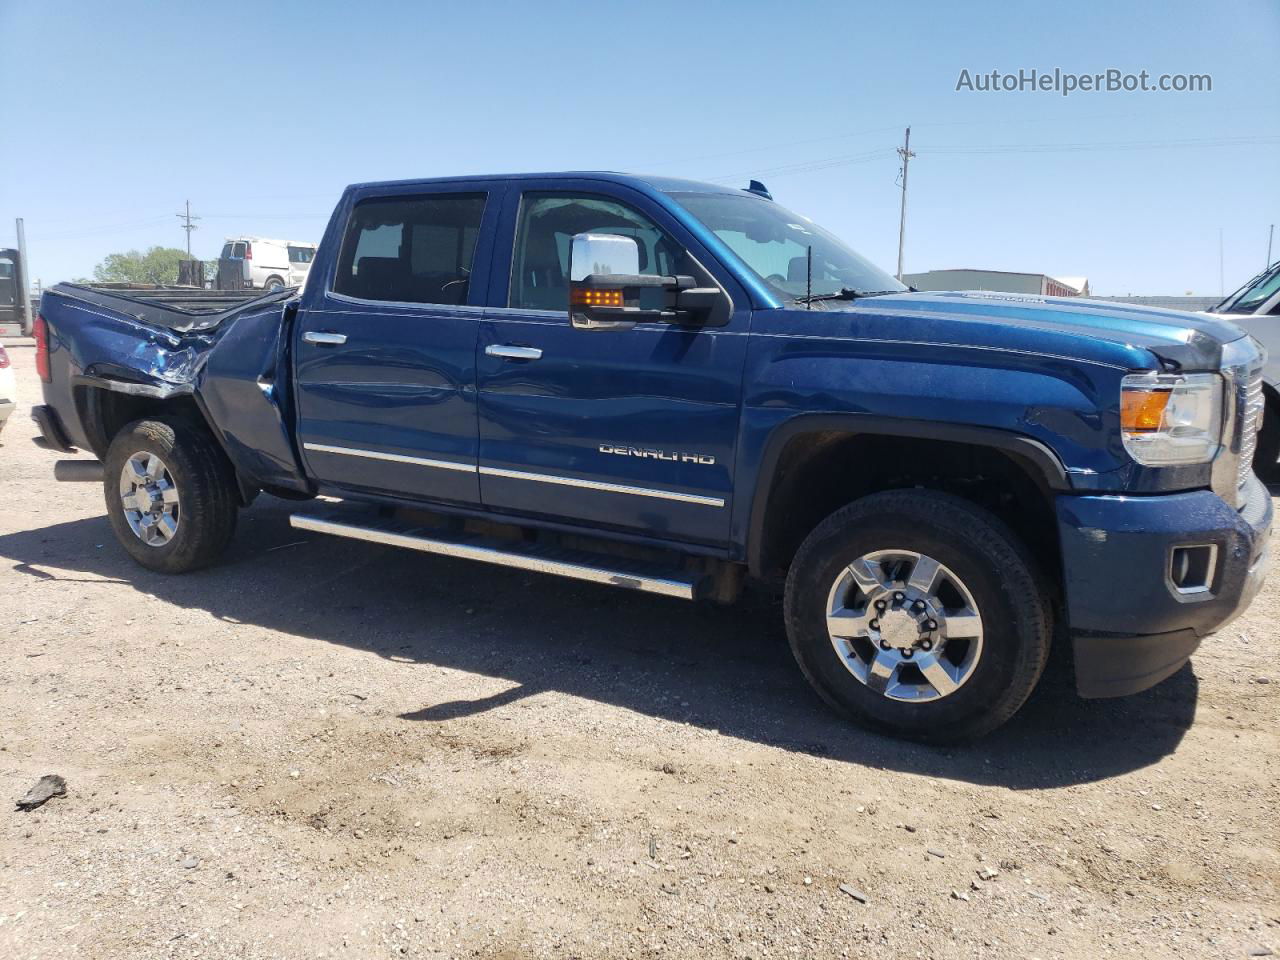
1 0 1276 295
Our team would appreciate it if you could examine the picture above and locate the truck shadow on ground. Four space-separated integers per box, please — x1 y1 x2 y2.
2 496 1200 789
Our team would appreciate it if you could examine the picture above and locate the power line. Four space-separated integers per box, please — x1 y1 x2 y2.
28 215 175 242
633 108 1262 175
640 124 906 172
918 134 1280 155
707 132 1279 185
706 148 896 183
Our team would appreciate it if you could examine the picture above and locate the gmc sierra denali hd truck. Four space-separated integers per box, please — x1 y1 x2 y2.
30 172 1272 741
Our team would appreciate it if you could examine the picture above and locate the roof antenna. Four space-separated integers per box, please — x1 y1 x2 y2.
806 245 812 310
745 179 773 200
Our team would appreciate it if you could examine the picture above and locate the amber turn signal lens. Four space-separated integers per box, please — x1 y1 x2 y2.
1120 388 1171 432
571 288 623 307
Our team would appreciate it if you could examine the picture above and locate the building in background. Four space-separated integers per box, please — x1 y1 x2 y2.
1052 275 1090 297
903 269 1088 297
1091 295 1221 312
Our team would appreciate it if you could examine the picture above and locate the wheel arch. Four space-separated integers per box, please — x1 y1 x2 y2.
745 414 1070 582
73 378 257 504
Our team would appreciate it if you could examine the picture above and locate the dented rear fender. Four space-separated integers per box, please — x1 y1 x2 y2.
39 289 311 495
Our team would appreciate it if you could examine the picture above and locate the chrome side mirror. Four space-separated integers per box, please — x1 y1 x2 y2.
570 233 641 282
567 232 720 330
569 233 644 331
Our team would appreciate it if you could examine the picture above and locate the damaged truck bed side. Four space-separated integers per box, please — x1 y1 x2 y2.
33 283 309 501
30 172 1271 743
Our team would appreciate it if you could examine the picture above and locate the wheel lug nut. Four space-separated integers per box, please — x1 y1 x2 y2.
879 640 890 651
869 619 879 630
902 649 914 659
913 601 925 612
921 639 933 651
875 600 886 611
927 620 937 630
893 592 904 602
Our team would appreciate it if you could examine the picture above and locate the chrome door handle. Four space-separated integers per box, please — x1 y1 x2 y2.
485 344 542 360
303 331 347 346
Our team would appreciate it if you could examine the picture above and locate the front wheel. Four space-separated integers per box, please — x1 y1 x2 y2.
783 489 1051 743
104 418 239 573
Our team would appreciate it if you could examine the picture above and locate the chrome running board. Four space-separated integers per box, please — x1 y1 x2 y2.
290 512 701 600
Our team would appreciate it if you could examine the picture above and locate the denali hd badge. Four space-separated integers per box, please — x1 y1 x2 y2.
599 444 715 466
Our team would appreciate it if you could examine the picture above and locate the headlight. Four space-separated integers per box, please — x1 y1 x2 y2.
1121 372 1223 465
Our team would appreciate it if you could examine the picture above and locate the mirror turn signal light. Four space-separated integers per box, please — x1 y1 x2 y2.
571 288 624 307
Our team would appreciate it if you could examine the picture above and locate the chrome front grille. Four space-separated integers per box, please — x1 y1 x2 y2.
1238 369 1264 492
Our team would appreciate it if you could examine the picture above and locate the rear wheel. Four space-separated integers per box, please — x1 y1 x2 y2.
783 489 1051 742
104 418 239 573
263 275 286 292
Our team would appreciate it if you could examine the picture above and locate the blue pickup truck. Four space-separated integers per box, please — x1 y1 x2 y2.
30 172 1272 741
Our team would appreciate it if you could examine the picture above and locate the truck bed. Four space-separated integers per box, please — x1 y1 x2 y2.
45 283 290 333
36 280 310 496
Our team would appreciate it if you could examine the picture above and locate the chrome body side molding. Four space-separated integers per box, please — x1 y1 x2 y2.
478 465 725 507
301 443 725 507
302 443 476 473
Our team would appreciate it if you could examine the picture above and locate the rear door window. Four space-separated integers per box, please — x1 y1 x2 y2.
333 193 487 306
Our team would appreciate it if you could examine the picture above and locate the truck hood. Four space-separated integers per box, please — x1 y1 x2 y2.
840 290 1248 371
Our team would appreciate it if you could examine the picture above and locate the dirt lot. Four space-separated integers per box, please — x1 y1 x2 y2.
0 341 1277 959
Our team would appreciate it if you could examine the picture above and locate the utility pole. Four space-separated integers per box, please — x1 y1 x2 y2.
895 126 915 283
176 200 200 258
1268 224 1274 268
15 217 32 335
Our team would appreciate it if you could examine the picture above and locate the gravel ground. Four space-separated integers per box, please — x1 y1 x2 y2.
1 340 1277 959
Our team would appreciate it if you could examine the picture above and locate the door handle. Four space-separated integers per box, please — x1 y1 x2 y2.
303 331 347 346
485 344 542 361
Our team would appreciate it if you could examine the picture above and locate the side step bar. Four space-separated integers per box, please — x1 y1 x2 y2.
290 513 701 600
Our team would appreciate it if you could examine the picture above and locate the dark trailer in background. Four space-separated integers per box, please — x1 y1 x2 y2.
0 248 30 336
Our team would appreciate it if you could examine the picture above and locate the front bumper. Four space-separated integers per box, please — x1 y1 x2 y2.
1058 473 1272 697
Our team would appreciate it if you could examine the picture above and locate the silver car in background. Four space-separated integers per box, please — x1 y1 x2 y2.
1204 261 1280 477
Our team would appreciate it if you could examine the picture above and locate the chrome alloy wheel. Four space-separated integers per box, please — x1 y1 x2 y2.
119 452 181 546
825 550 984 702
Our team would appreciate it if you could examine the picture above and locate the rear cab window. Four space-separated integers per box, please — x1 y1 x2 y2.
333 194 487 306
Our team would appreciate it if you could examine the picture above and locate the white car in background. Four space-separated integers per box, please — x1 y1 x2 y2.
219 237 318 291
0 344 15 440
1203 261 1280 476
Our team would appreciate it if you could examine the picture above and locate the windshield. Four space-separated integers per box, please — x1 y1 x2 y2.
672 191 906 302
1216 262 1280 315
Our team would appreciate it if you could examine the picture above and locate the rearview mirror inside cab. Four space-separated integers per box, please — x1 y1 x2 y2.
568 233 719 331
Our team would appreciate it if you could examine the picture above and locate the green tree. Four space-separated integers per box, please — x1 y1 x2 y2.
93 247 193 285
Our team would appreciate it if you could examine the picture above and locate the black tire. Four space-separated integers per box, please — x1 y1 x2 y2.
103 418 239 574
783 489 1051 743
1255 395 1280 482
263 275 286 292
